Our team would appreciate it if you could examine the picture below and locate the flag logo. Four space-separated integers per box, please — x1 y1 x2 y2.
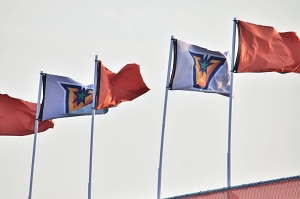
61 84 93 113
189 51 226 89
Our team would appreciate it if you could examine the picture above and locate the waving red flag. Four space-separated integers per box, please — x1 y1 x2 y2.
96 63 150 109
234 20 300 73
0 94 54 136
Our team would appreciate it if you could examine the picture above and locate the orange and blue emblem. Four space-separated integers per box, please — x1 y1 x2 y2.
189 51 226 89
61 84 93 113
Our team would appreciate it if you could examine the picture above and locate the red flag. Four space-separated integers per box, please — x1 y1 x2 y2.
234 20 300 73
0 94 54 136
96 63 150 109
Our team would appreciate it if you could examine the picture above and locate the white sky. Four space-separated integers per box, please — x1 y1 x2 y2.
1 0 300 199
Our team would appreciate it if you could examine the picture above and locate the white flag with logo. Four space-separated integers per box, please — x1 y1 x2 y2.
169 39 230 96
39 73 108 121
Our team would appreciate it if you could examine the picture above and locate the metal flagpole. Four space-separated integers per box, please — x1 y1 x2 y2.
28 71 44 199
157 35 174 199
227 18 237 188
88 55 98 199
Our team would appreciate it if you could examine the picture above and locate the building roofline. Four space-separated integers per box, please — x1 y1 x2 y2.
164 175 300 199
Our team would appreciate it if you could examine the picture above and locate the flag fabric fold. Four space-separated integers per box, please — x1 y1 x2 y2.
96 63 150 109
0 94 54 136
39 74 108 121
169 39 230 96
233 20 300 73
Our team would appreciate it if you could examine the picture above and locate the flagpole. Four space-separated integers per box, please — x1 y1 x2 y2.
88 55 98 199
227 18 237 188
157 35 174 199
28 71 44 199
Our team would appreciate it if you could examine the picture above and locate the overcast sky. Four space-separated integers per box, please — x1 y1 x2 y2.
1 0 300 199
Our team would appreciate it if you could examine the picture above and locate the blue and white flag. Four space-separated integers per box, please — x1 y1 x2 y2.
39 74 108 121
169 39 230 96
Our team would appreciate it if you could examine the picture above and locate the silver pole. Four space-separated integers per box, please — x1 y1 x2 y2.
28 71 44 199
157 35 174 199
88 55 98 199
227 18 237 188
